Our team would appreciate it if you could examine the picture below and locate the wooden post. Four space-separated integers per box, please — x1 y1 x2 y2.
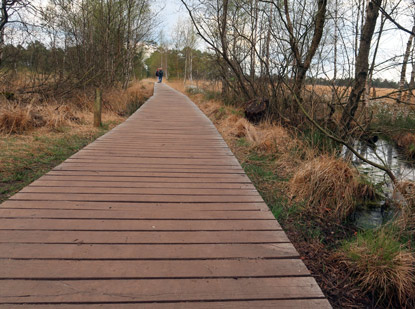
94 88 102 127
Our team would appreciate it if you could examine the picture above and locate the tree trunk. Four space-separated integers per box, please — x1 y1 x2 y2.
189 49 193 82
341 0 381 139
398 23 415 102
0 27 4 67
283 0 327 115
409 46 415 98
366 13 386 106
184 47 187 83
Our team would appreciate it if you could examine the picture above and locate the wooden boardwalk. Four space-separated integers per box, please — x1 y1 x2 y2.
0 84 330 308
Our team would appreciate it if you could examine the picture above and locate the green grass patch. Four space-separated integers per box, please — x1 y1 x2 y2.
343 228 402 264
204 90 221 101
301 129 339 153
372 108 415 132
236 137 249 147
0 127 109 203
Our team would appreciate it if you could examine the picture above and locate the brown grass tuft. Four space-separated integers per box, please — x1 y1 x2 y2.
0 103 83 134
395 181 415 233
0 105 34 134
341 229 415 306
395 133 415 158
289 155 359 220
252 123 294 153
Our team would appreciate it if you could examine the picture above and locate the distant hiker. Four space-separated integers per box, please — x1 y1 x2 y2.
157 67 164 83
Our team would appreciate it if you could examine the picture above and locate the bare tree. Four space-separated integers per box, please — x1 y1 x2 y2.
340 0 382 138
398 18 415 102
0 0 30 66
276 0 328 114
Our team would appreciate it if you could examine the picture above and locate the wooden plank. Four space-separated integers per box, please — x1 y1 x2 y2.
0 218 281 231
0 230 288 244
0 200 268 211
0 243 298 259
10 193 264 203
0 299 332 308
29 180 256 189
19 187 258 196
53 166 243 173
62 157 241 165
0 259 309 278
46 171 247 178
0 209 274 220
0 277 325 303
36 175 252 183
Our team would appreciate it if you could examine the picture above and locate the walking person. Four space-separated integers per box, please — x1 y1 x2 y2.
157 67 164 83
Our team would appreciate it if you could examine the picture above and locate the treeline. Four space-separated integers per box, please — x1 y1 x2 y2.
144 49 217 81
308 77 399 89
1 41 147 84
1 0 153 91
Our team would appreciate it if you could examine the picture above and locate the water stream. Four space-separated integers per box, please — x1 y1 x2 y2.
342 139 415 229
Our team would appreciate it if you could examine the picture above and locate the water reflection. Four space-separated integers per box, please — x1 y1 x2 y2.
342 139 415 197
342 139 414 229
353 208 396 230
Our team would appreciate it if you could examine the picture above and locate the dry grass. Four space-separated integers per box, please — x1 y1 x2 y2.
0 105 34 134
0 80 153 136
395 181 415 235
289 155 359 220
104 80 154 115
342 228 415 307
395 133 415 158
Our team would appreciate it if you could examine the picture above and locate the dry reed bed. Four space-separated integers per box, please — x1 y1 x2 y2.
0 80 153 135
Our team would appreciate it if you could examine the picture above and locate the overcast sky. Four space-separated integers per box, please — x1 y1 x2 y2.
152 0 187 41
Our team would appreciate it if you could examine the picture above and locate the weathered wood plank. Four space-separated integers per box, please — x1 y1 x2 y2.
0 243 296 259
0 200 268 211
10 193 264 203
0 299 332 308
0 218 281 231
0 230 288 244
19 187 258 196
0 277 325 303
0 259 309 278
0 209 274 220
